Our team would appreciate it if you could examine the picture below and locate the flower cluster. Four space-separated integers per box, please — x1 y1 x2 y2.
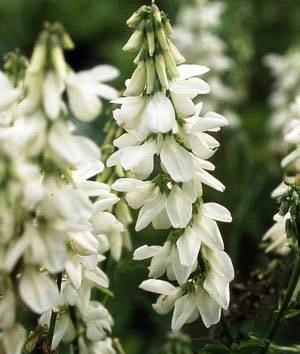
265 48 300 136
108 4 234 331
173 0 240 127
0 24 121 354
263 98 300 256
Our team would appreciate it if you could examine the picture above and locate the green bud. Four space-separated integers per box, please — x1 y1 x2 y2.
146 19 155 57
163 50 179 78
155 54 169 89
51 38 67 81
155 23 169 52
29 34 47 73
133 43 147 64
162 13 174 36
286 218 297 240
123 20 145 52
279 200 290 216
61 31 75 49
124 61 146 96
146 58 156 94
167 39 185 65
126 5 148 28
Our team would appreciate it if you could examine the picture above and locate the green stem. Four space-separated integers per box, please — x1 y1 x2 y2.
48 272 63 348
261 254 300 354
221 312 234 346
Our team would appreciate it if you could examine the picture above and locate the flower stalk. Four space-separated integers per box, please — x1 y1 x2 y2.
109 3 234 332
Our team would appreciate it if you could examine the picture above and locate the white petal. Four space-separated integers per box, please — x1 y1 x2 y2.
190 112 228 132
202 203 232 223
171 293 196 331
205 250 234 282
144 92 175 133
139 279 175 295
171 91 196 116
85 267 109 288
65 254 82 289
136 194 165 231
196 287 221 328
195 216 224 251
165 186 192 228
160 136 193 182
19 269 59 314
203 272 230 309
177 227 201 267
1 324 26 354
177 64 210 79
94 83 119 100
133 245 162 260
42 71 62 120
170 247 194 285
80 65 119 82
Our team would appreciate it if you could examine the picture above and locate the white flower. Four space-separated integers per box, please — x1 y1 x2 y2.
112 92 175 139
19 268 59 314
0 324 26 354
263 213 290 255
134 241 196 285
66 65 119 122
0 71 22 112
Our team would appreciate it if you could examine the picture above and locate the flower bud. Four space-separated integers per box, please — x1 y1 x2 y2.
29 35 47 73
155 54 169 89
133 43 147 65
51 43 67 81
124 61 146 96
163 50 179 78
167 39 185 65
153 9 169 51
146 58 156 94
61 32 75 49
115 200 133 225
126 5 147 28
153 287 183 315
123 21 145 52
146 19 155 57
162 13 173 36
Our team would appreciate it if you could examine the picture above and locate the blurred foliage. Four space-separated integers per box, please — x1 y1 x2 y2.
2 0 300 353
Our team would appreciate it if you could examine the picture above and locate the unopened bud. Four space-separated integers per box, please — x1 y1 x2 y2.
163 50 179 78
29 35 47 73
286 218 297 241
115 200 133 225
124 61 146 96
126 5 147 28
51 42 67 81
123 21 145 52
162 13 173 36
167 39 185 65
146 19 155 57
155 54 169 89
146 59 156 94
133 43 147 65
61 32 75 49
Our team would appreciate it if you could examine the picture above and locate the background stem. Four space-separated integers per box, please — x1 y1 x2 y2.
261 254 300 353
47 272 63 348
221 312 234 346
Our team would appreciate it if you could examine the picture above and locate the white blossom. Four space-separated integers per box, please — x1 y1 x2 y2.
109 4 233 331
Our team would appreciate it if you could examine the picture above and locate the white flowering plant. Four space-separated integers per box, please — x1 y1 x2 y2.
0 2 300 354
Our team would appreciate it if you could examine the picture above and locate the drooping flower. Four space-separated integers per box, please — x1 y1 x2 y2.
109 3 233 331
0 23 121 354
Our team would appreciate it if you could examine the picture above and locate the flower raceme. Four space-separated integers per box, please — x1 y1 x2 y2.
263 99 300 255
109 4 234 331
0 24 120 354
